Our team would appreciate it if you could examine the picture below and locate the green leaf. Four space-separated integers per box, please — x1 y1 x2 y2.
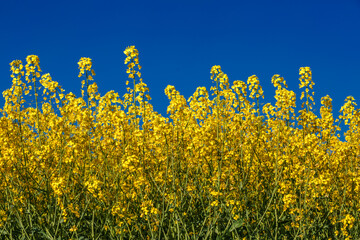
229 219 244 232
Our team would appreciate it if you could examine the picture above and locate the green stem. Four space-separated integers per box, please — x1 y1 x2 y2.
85 70 93 171
33 73 42 146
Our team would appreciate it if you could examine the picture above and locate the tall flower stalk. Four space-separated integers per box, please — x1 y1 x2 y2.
25 55 43 146
78 57 96 164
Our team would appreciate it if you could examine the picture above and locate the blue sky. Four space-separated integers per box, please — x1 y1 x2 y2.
1 0 359 137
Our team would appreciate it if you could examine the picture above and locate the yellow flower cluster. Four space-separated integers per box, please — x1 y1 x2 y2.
78 57 95 78
25 55 41 81
0 46 359 239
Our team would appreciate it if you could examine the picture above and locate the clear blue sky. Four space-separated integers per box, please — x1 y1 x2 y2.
1 0 359 137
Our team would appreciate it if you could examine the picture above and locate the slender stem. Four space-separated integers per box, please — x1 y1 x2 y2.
33 73 42 146
86 70 93 165
133 77 136 128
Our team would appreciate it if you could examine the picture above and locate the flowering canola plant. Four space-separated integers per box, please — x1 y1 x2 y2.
0 46 359 239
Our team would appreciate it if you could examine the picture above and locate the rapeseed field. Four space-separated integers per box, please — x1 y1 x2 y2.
0 46 359 239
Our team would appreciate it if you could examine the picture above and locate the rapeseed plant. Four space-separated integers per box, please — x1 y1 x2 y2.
0 46 359 239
